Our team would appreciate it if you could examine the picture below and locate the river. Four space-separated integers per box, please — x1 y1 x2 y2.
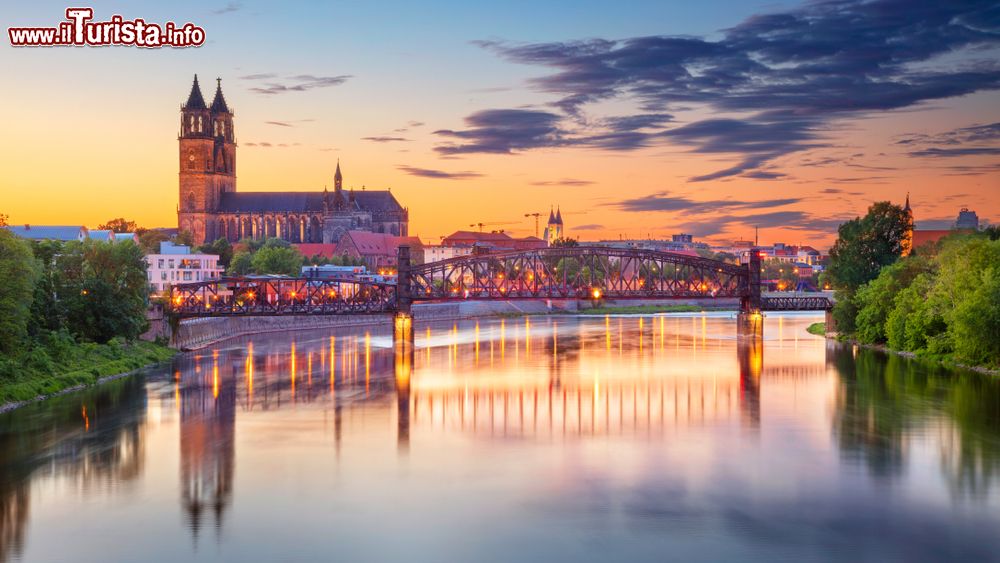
2 312 1000 562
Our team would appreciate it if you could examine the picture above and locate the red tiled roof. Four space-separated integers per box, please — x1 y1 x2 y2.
340 231 422 255
295 243 339 258
912 229 953 249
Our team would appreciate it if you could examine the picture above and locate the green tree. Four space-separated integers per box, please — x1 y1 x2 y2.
951 266 1000 368
58 240 149 343
550 237 579 248
826 202 913 334
229 251 253 275
827 201 913 291
172 230 195 248
197 238 234 269
98 218 138 233
0 230 39 354
251 246 303 276
137 229 170 254
854 257 933 344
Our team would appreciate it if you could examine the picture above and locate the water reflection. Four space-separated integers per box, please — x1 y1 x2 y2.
0 376 146 563
2 314 1000 561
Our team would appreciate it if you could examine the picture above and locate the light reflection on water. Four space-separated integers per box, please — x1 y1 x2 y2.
2 312 1000 562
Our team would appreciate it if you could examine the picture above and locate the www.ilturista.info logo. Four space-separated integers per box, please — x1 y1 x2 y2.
8 8 205 48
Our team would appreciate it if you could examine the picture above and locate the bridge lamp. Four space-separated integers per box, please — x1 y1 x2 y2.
246 291 255 300
591 288 602 300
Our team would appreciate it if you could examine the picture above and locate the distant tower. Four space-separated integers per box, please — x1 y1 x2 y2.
955 208 979 230
334 159 343 191
178 75 237 245
545 206 564 246
903 192 914 255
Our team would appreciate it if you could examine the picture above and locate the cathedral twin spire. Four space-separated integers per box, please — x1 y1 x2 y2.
183 74 231 115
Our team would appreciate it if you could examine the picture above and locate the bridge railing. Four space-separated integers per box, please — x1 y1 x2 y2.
168 277 396 317
406 246 748 302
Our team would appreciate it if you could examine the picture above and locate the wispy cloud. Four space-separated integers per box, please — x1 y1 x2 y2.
212 2 242 15
615 192 802 215
242 74 352 95
530 178 595 187
397 165 483 180
363 136 411 143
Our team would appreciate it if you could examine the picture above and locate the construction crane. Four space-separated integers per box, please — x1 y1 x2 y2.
469 221 515 232
524 212 543 238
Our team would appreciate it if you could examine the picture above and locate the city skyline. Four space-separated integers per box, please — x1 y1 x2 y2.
2 0 998 248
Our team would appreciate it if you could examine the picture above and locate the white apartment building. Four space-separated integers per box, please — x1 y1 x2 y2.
145 241 223 295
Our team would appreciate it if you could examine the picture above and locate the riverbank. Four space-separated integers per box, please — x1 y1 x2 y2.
807 322 1000 376
0 338 176 412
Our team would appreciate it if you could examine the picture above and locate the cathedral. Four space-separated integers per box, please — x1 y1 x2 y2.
177 75 409 246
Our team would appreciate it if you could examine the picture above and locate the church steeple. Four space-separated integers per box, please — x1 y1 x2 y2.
210 78 230 114
904 192 911 213
555 206 563 225
183 75 207 111
334 160 343 191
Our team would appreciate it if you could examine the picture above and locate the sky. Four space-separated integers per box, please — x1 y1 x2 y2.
2 0 998 248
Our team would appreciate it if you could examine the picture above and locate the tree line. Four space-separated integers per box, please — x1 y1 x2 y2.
826 202 1000 369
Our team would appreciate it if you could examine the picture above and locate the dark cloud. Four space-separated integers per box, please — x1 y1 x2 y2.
408 121 425 128
363 136 411 143
742 170 786 180
820 188 865 196
602 113 673 132
461 2 1000 180
242 74 351 95
397 165 483 180
615 192 801 215
212 2 242 15
574 224 604 231
435 109 566 155
530 178 595 187
265 121 293 127
897 122 1000 146
908 147 1000 158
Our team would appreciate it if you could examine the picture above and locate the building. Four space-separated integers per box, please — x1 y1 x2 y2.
543 207 564 245
176 75 409 246
335 231 423 270
420 244 474 264
956 208 980 230
295 243 340 260
441 230 547 252
909 198 984 252
6 225 88 242
145 241 223 295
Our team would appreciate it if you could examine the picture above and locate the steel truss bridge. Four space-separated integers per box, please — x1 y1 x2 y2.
168 246 832 318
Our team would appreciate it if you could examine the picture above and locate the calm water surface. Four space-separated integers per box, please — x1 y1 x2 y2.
3 313 1000 562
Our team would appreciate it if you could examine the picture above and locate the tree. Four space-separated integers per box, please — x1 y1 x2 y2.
550 238 579 248
251 246 303 276
172 230 195 248
137 229 170 254
826 202 912 334
0 213 7 227
58 240 149 343
229 251 253 275
198 238 234 269
951 266 1000 368
98 218 139 233
0 230 39 354
853 256 933 344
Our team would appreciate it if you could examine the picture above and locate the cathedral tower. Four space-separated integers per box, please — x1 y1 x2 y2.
178 75 237 245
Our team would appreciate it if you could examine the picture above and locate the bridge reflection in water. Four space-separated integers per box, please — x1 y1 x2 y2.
156 313 823 544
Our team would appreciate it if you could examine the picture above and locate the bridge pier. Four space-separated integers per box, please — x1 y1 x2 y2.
738 248 764 339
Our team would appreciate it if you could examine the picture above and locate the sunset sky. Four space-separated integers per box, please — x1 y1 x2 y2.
2 0 998 248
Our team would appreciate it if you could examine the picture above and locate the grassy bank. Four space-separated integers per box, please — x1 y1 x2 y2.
807 322 826 336
0 336 176 406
